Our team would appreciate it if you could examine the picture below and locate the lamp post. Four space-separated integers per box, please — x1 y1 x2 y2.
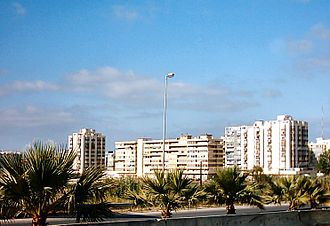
162 72 174 172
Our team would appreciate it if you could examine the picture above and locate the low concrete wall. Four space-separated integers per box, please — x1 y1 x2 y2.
60 209 330 226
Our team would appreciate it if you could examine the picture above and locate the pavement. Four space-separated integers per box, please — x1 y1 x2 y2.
0 204 292 226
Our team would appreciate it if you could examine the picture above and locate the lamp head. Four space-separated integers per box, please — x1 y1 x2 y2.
167 72 175 78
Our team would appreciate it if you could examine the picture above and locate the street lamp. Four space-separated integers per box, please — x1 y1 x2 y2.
162 72 174 172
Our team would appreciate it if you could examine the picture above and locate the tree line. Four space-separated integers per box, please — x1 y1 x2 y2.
0 142 329 226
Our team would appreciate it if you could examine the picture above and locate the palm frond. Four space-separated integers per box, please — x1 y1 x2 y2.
75 203 112 223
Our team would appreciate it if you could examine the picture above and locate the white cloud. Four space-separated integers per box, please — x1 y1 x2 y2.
287 39 313 54
112 5 138 21
12 2 26 15
65 67 161 102
0 67 259 114
296 57 330 73
12 80 58 91
0 106 75 127
293 24 330 76
293 0 311 3
272 24 330 77
0 80 59 96
0 67 263 149
263 89 282 98
311 24 330 41
0 67 260 140
65 67 259 113
269 39 286 54
0 69 7 76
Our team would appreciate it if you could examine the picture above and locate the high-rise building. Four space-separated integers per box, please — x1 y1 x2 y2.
114 134 224 180
224 115 309 175
68 128 106 174
224 126 245 168
264 115 309 174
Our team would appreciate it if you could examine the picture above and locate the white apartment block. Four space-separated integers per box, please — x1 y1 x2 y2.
114 134 224 180
106 150 115 171
68 128 106 174
309 137 330 160
224 126 244 167
225 115 309 175
0 151 22 156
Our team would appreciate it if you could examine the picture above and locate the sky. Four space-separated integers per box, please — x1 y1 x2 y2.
0 0 329 151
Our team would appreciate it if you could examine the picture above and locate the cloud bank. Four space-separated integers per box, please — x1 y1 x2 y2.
12 2 26 15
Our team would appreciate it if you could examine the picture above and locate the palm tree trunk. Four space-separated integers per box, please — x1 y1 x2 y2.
310 200 317 209
31 214 47 226
161 207 172 218
226 203 236 214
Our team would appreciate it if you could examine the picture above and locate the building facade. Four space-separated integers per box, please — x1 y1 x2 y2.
224 126 245 168
309 137 330 160
105 150 115 171
114 134 224 180
68 128 106 174
224 115 309 175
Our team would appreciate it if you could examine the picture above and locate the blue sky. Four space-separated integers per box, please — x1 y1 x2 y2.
0 0 329 150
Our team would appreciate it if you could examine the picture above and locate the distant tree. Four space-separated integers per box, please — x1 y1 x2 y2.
105 176 140 201
319 176 330 193
317 150 330 175
251 165 263 175
308 148 317 168
250 165 272 188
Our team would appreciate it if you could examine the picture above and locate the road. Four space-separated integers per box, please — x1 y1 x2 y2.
0 205 289 225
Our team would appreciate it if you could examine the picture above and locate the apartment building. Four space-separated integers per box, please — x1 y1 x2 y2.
224 115 309 175
309 137 330 160
114 134 224 180
68 128 106 174
264 115 309 174
224 123 263 170
224 126 244 168
106 150 115 171
0 151 22 157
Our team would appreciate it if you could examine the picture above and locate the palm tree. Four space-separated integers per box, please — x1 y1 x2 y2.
0 142 76 226
167 170 205 209
182 182 206 209
65 166 112 222
300 177 327 209
124 177 151 209
280 176 309 210
250 166 272 189
142 170 193 218
266 176 312 210
126 187 151 209
0 153 27 221
206 166 264 214
107 176 141 200
167 170 192 196
264 177 284 205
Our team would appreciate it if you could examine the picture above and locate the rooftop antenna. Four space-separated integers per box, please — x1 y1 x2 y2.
321 105 324 139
